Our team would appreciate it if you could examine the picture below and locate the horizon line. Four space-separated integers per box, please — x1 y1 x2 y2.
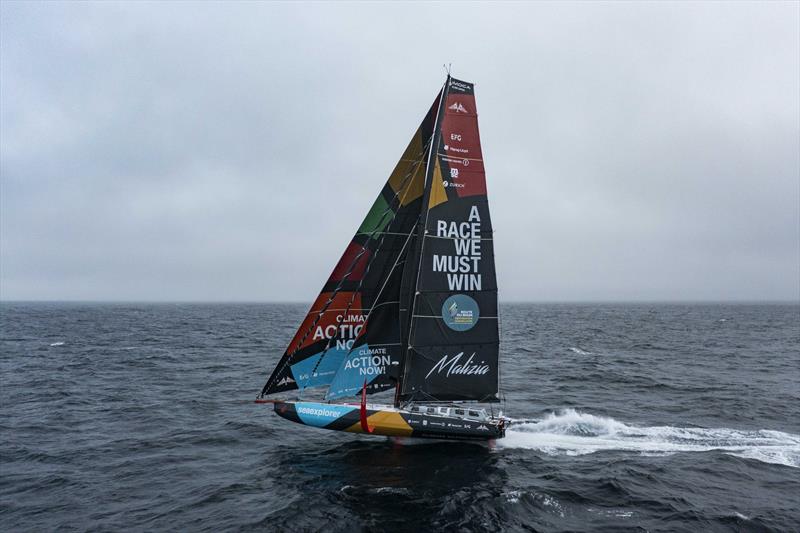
1 299 798 305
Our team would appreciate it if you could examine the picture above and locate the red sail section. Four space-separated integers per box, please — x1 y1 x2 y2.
439 88 487 198
330 243 371 282
284 292 364 354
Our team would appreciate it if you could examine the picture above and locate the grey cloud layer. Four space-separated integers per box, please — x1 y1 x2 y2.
1 2 798 301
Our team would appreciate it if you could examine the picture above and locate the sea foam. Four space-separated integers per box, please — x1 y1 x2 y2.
501 409 800 468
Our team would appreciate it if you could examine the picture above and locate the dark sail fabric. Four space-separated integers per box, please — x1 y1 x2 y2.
260 95 440 398
399 77 499 403
325 239 411 399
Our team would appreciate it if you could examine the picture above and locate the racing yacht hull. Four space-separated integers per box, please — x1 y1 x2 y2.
273 401 505 441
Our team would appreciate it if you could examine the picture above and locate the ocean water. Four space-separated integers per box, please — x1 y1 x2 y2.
1 302 798 532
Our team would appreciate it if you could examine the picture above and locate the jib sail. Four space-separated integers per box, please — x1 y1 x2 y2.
399 77 499 403
258 94 441 398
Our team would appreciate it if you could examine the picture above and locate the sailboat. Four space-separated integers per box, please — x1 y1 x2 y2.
256 76 507 441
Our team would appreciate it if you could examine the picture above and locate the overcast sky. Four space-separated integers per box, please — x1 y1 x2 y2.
1 1 798 302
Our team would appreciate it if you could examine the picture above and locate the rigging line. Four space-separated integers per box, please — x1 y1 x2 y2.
355 231 413 237
299 300 406 320
360 342 402 347
260 138 433 397
305 140 433 385
411 315 498 319
320 223 418 400
414 288 498 295
307 199 419 384
436 153 484 162
402 342 499 359
369 299 401 311
356 222 417 323
307 153 427 376
302 301 399 315
403 76 450 395
424 234 493 241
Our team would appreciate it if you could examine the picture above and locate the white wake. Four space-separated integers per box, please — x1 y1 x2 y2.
568 347 592 355
500 409 800 468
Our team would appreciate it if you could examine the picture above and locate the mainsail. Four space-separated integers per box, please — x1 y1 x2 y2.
259 76 498 405
399 77 499 403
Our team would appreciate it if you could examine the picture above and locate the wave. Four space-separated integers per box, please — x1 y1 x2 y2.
49 341 65 347
501 409 800 468
568 347 592 355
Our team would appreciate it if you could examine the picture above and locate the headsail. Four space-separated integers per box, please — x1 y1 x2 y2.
399 77 499 403
259 93 441 398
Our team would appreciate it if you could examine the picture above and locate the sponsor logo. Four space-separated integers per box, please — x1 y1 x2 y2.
450 168 459 179
477 425 489 431
276 376 296 387
441 294 480 331
423 420 428 426
442 181 465 189
448 101 468 113
297 406 341 418
297 369 336 381
425 352 490 379
441 156 469 167
450 133 462 141
449 80 470 91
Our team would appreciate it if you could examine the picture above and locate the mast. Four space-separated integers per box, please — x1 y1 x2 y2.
397 76 451 405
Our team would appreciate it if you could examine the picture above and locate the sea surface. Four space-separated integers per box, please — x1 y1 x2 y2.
1 302 798 532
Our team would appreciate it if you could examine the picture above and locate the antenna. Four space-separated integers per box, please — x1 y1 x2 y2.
443 63 452 76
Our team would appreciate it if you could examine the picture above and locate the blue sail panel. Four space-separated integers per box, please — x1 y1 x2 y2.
326 344 398 399
290 345 350 390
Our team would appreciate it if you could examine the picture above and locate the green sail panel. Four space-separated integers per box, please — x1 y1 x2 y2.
357 195 392 236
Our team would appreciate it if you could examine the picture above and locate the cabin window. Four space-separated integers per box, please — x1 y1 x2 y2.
438 408 449 415
454 409 465 416
426 408 436 414
468 410 480 417
410 407 419 413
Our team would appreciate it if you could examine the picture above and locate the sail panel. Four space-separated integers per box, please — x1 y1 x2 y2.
326 216 415 400
260 93 440 398
400 77 500 403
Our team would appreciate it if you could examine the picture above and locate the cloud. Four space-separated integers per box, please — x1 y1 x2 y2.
1 1 798 301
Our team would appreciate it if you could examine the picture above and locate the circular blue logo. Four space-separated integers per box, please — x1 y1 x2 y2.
441 294 480 331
